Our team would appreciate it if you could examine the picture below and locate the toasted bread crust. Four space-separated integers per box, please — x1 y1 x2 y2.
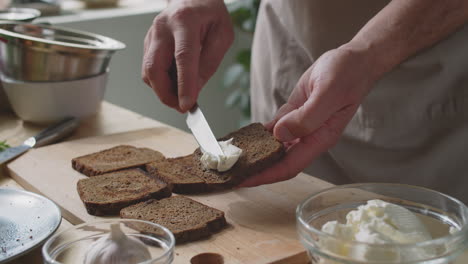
77 168 171 216
120 196 227 243
72 145 165 176
146 123 285 193
146 156 212 194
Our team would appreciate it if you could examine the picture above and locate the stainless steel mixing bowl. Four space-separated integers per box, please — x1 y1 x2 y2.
0 8 41 22
0 22 125 81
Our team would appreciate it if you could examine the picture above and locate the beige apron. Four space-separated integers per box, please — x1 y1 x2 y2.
251 0 468 204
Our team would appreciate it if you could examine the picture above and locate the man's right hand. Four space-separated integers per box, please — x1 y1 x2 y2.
142 0 234 113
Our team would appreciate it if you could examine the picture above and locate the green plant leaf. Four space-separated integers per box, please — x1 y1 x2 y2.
240 92 250 110
222 64 245 89
242 17 256 32
228 0 260 34
242 102 251 118
238 74 250 90
223 0 258 124
236 49 251 71
227 0 250 14
0 140 10 152
226 89 242 108
230 6 251 28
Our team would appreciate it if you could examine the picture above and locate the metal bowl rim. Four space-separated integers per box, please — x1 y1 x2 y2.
0 7 42 18
0 21 126 51
1 68 110 84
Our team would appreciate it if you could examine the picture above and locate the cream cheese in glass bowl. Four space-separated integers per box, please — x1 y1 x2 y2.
296 183 468 264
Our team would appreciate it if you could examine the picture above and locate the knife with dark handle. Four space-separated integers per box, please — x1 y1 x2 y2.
169 60 224 156
0 117 80 165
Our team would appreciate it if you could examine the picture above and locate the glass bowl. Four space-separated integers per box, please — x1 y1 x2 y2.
297 183 468 264
42 219 175 264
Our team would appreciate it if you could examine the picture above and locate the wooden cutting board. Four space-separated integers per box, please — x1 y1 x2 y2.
7 125 333 264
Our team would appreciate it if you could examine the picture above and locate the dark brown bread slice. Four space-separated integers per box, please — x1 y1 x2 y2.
72 145 165 176
120 196 227 243
146 123 285 193
146 155 208 193
198 122 286 187
77 168 171 216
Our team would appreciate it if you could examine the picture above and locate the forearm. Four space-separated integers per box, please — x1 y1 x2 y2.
344 0 468 79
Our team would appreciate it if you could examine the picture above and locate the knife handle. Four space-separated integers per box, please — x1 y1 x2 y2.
169 59 199 111
33 117 80 148
169 58 178 95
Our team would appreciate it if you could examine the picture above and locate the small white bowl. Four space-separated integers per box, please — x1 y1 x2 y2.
2 71 108 124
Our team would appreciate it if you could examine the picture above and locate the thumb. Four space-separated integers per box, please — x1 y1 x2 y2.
273 98 334 142
239 104 358 188
264 102 297 131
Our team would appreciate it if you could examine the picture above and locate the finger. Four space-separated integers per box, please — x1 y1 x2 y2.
146 40 181 111
198 20 234 85
238 132 325 187
142 19 181 110
273 90 340 142
142 26 157 87
265 102 298 131
173 25 202 112
266 67 315 133
239 104 357 187
238 137 320 187
142 27 153 87
284 138 300 148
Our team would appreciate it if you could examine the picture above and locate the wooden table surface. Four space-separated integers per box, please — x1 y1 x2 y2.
0 102 173 263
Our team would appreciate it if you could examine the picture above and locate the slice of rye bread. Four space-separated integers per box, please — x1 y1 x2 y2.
72 145 165 176
146 155 208 194
77 168 171 216
120 196 227 243
146 123 285 193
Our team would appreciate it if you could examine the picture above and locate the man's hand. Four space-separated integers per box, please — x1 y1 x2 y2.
239 46 380 187
239 0 468 188
142 0 234 112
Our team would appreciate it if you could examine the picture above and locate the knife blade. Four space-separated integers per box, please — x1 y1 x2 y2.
168 59 223 156
0 142 33 165
0 117 80 165
186 105 224 156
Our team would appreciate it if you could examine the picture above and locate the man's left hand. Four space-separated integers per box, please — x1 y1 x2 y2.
240 45 380 187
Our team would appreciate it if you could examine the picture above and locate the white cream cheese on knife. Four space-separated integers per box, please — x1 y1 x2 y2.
200 138 242 172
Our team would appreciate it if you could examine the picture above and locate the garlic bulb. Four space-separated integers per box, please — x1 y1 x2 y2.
84 224 151 264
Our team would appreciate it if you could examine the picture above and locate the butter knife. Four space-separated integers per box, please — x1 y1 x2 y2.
169 60 223 156
186 105 224 156
0 117 80 165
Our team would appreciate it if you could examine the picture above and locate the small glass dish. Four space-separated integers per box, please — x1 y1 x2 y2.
42 219 175 264
297 183 468 264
